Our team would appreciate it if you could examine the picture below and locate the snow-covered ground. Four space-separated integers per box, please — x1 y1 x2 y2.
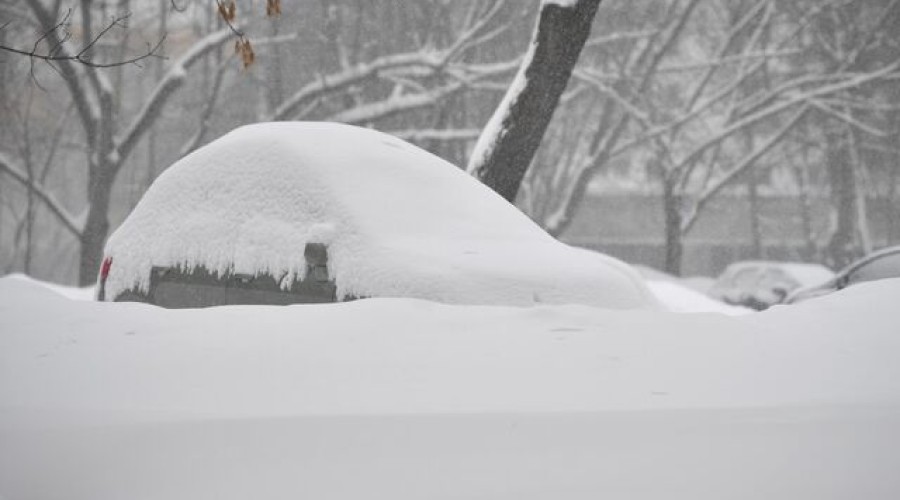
645 279 750 315
4 273 95 301
2 275 900 499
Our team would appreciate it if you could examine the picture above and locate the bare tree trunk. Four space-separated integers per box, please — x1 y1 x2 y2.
825 131 857 269
79 175 109 286
23 158 35 274
743 127 763 259
794 160 817 261
848 127 872 254
889 162 899 242
468 0 601 202
21 91 36 274
747 168 762 258
663 179 683 275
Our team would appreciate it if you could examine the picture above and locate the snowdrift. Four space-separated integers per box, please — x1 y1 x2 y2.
3 276 900 499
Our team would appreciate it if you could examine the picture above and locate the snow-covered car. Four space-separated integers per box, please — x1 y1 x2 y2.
786 245 900 304
707 260 834 310
97 122 656 309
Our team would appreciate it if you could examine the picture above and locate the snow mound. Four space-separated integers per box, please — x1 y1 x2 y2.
4 277 900 498
4 274 95 301
102 122 655 309
646 280 751 315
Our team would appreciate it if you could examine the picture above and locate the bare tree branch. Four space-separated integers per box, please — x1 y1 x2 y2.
681 106 809 233
809 99 887 137
326 83 464 124
272 51 444 120
387 128 482 142
0 10 165 69
0 152 82 237
179 56 233 157
25 2 100 146
115 27 233 167
672 60 900 174
271 7 517 122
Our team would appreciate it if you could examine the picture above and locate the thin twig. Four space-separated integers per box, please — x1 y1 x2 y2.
0 11 166 69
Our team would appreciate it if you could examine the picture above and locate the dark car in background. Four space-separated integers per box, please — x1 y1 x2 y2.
786 245 900 304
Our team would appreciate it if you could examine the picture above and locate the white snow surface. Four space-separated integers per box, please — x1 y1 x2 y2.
2 276 900 498
4 273 95 301
102 122 654 309
543 0 580 6
646 279 751 315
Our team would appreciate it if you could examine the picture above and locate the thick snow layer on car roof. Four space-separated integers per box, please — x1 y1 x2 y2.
102 122 655 308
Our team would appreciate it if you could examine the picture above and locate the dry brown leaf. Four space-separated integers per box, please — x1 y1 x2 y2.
240 39 255 69
217 1 229 21
217 1 236 22
266 0 282 16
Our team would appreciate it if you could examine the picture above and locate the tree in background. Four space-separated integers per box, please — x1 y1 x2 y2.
1 1 234 285
467 0 601 202
795 0 900 269
516 0 900 274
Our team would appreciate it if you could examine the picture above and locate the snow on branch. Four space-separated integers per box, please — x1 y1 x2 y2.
115 28 233 167
317 57 518 128
271 3 515 122
326 83 464 124
681 62 900 171
606 58 900 172
272 53 519 123
585 29 657 48
271 52 445 121
179 58 232 158
387 129 482 142
543 0 580 7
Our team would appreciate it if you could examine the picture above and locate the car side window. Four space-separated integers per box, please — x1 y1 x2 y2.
845 252 900 287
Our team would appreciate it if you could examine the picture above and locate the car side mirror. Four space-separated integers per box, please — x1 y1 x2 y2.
304 242 331 283
835 274 850 289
